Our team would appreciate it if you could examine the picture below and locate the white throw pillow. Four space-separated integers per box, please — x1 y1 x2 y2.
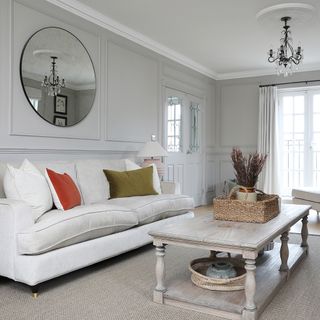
125 159 161 194
3 159 53 221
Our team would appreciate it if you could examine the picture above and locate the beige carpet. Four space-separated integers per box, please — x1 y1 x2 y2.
0 234 319 320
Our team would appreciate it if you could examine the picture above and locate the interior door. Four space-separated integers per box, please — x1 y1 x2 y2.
164 87 203 206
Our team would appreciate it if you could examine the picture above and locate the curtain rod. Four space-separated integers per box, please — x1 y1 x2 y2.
259 79 320 88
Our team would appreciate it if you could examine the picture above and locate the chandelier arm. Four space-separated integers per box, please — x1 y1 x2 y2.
291 58 300 65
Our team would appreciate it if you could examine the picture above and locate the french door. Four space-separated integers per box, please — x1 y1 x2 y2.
278 88 320 196
164 87 204 206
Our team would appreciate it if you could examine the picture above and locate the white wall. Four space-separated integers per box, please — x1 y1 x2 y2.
209 70 320 198
0 0 215 203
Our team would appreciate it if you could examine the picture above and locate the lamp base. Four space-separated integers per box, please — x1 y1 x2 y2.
142 159 165 180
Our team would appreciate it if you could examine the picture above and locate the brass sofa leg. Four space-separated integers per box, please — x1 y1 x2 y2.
31 285 39 298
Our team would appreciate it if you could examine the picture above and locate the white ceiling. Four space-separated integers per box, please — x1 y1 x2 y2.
48 0 320 79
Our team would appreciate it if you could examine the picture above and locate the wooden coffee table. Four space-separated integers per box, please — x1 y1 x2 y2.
149 204 310 320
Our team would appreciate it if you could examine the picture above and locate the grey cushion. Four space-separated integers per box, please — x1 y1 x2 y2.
17 204 138 255
105 194 194 225
292 188 320 203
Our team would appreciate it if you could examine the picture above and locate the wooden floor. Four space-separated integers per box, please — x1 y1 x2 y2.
194 205 320 236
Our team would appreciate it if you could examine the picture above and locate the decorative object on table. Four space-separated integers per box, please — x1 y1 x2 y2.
41 56 66 96
267 16 303 77
231 147 267 202
189 257 246 291
53 115 67 127
54 94 67 114
137 135 168 179
206 261 237 279
213 186 280 223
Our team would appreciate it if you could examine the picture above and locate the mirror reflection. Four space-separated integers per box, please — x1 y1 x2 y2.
20 27 96 127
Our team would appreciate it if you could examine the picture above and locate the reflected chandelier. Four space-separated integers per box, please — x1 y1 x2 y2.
41 56 65 96
268 17 303 77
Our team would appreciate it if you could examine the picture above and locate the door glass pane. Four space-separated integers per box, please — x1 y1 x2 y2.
294 96 304 113
167 96 182 152
190 103 200 152
279 93 305 196
313 114 320 131
313 95 320 113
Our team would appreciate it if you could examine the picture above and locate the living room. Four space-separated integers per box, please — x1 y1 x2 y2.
0 0 319 319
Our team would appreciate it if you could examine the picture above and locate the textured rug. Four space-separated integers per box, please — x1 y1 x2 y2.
0 234 319 320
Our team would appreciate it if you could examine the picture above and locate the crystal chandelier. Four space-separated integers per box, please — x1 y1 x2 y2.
41 56 65 96
268 17 303 77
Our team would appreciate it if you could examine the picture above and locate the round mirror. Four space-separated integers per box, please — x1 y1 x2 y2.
20 27 96 127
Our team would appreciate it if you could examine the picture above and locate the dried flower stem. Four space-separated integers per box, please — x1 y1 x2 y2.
231 147 267 188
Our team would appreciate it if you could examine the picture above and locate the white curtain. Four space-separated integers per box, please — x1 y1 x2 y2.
257 86 280 194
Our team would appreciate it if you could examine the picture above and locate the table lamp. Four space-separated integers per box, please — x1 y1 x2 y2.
137 135 168 179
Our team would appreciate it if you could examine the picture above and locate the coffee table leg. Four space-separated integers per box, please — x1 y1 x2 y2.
243 259 257 320
153 245 166 303
301 215 309 254
279 230 289 272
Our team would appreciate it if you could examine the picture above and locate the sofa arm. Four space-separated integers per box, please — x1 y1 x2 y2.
160 181 181 195
0 199 34 232
0 199 34 279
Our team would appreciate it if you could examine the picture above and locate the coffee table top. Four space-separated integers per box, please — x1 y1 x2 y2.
149 204 310 251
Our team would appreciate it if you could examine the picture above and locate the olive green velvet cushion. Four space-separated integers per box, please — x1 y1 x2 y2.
103 166 158 199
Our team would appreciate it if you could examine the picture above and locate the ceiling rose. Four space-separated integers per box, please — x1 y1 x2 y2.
256 3 316 25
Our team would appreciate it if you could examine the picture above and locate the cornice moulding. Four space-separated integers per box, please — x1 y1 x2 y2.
46 0 218 79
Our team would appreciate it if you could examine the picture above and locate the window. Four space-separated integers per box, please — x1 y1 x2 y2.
167 96 182 152
278 87 320 196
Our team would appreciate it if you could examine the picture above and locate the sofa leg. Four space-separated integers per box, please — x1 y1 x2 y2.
31 285 39 298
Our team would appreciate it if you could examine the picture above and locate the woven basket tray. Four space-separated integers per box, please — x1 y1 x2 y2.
213 186 280 223
189 257 246 291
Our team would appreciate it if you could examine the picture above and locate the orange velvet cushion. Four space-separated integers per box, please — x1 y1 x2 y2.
46 168 81 210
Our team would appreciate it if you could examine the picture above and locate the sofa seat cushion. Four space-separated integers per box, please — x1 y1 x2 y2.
17 204 138 255
292 188 320 203
105 194 194 225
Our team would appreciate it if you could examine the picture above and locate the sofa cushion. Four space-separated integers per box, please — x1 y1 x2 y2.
125 159 162 194
292 188 320 203
104 166 157 199
35 161 83 204
45 169 81 210
75 159 126 205
3 159 53 221
17 204 138 255
105 194 194 225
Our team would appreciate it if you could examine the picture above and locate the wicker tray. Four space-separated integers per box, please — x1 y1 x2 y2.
189 257 246 291
213 186 280 223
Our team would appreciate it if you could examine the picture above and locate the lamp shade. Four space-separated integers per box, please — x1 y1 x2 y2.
137 141 168 158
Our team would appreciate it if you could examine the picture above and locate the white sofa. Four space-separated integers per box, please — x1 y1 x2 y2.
0 159 194 295
292 187 320 212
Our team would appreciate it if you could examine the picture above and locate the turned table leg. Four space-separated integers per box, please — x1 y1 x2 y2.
153 245 166 303
279 230 289 272
243 259 257 320
301 215 309 254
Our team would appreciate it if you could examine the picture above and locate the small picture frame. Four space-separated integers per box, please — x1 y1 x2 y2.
54 94 68 114
54 115 67 127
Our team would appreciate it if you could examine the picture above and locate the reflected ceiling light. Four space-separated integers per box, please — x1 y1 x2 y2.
268 16 303 77
41 56 65 96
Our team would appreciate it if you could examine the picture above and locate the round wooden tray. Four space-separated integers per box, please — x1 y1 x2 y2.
189 257 246 291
